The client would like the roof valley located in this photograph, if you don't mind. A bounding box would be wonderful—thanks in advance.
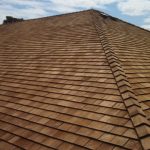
[90,10,150,150]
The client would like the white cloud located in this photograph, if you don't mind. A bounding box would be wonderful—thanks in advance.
[0,0,49,23]
[117,0,150,30]
[46,0,109,13]
[141,24,150,30]
[144,17,150,24]
[49,0,121,9]
[117,0,150,16]
[141,17,150,30]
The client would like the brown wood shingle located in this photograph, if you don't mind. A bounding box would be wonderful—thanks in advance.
[0,9,149,150]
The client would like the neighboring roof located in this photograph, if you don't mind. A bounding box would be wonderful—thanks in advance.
[0,9,149,150]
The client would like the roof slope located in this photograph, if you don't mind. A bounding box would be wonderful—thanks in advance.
[0,9,149,150]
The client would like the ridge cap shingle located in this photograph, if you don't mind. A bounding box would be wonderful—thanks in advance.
[90,10,150,150]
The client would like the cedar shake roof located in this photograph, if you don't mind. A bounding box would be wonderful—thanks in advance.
[0,9,149,150]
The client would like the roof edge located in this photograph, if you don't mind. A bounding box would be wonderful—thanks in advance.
[90,10,150,150]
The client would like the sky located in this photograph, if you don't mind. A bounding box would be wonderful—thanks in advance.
[0,0,150,30]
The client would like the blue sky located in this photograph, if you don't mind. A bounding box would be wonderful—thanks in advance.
[0,0,150,30]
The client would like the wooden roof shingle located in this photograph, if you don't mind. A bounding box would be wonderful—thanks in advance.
[0,9,149,150]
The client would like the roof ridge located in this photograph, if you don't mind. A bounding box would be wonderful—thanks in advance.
[0,9,91,27]
[90,10,150,150]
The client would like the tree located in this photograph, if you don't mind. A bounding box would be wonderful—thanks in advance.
[3,16,24,24]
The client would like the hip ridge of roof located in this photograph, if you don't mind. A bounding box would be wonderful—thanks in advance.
[90,10,150,150]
